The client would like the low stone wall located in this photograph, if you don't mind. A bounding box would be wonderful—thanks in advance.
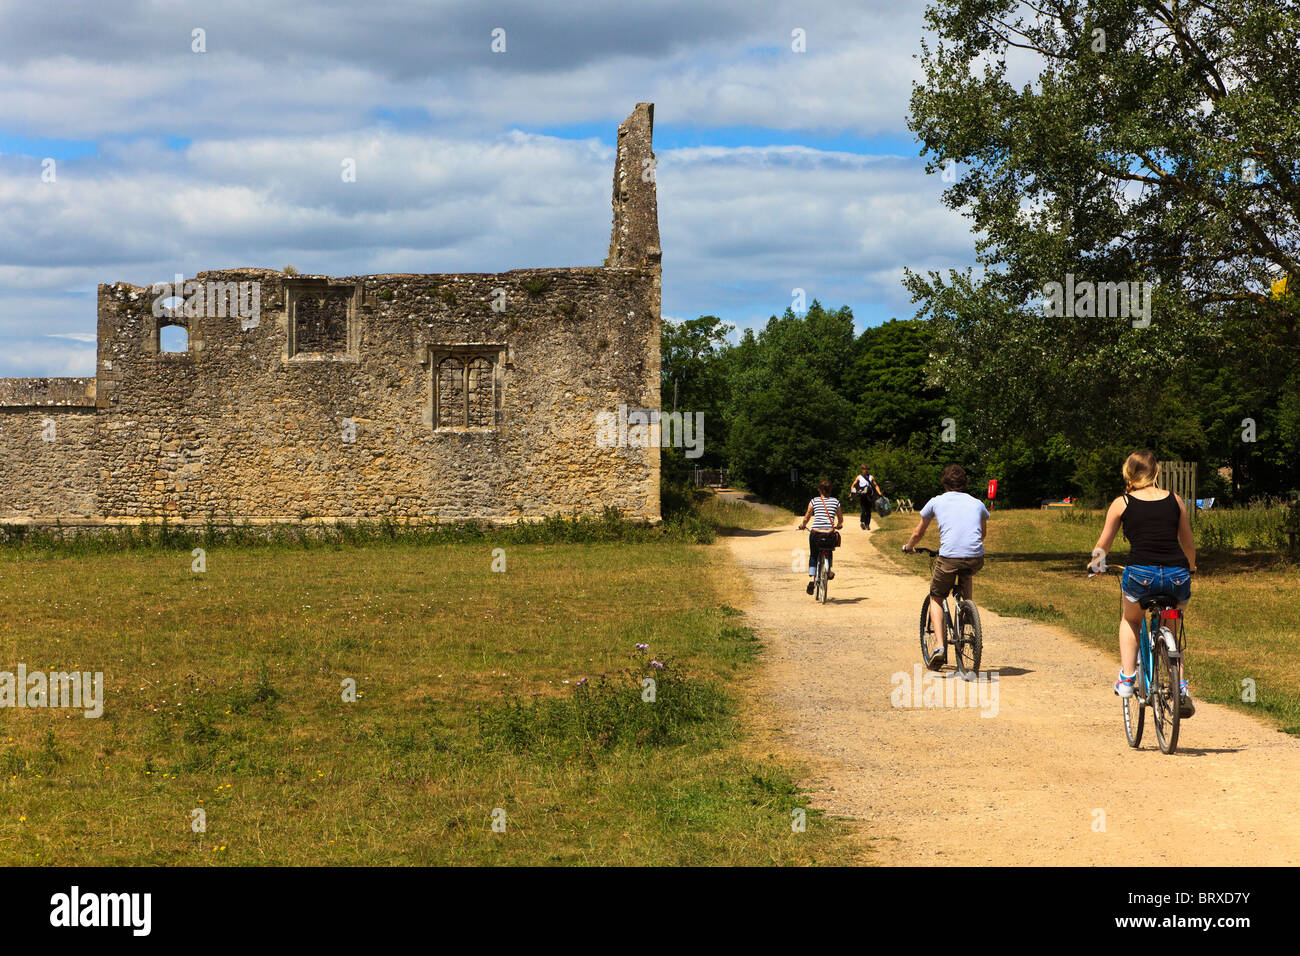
[0,407,101,520]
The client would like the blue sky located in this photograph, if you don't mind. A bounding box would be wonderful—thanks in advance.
[0,0,979,376]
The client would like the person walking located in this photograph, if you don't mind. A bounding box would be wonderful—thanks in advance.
[850,464,883,530]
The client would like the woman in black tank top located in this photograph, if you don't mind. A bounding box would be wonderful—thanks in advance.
[1121,492,1190,569]
[1089,451,1197,711]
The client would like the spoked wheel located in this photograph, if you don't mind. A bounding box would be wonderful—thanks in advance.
[955,600,983,676]
[1152,637,1181,754]
[1122,692,1145,748]
[919,595,941,669]
[815,555,829,604]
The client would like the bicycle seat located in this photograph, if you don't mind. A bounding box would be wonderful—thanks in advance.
[1138,592,1180,610]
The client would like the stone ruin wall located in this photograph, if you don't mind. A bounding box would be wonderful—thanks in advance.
[0,379,100,519]
[0,104,662,525]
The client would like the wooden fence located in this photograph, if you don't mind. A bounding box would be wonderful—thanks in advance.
[693,468,730,488]
[1157,460,1198,521]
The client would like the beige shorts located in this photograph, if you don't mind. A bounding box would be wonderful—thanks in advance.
[930,555,984,602]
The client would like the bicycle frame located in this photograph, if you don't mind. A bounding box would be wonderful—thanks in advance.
[1137,605,1184,698]
[912,547,982,674]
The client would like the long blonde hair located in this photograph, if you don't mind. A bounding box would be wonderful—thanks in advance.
[1122,450,1160,492]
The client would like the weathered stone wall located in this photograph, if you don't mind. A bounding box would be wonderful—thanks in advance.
[0,104,661,525]
[0,408,101,521]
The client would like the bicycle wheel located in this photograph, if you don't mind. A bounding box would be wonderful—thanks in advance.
[816,554,828,603]
[1124,618,1152,748]
[955,600,983,675]
[1122,691,1145,748]
[1152,634,1181,754]
[919,595,938,669]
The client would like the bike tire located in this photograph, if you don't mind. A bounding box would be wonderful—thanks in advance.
[1153,637,1181,754]
[919,594,939,669]
[1124,618,1151,748]
[1122,693,1144,748]
[816,555,828,604]
[956,600,983,675]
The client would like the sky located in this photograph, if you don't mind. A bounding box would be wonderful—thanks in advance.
[0,0,981,377]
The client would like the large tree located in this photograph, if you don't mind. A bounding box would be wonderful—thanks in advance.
[722,302,857,506]
[906,0,1300,474]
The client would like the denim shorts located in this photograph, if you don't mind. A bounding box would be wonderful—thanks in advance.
[1121,565,1191,606]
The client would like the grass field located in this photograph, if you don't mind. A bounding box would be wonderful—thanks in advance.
[0,533,858,865]
[873,507,1300,734]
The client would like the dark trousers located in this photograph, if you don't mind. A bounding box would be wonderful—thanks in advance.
[859,496,873,528]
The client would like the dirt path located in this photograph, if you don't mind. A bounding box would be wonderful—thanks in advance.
[720,491,1300,865]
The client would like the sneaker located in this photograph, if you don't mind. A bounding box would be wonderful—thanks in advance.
[860,520,867,530]
[806,580,814,595]
[928,645,945,669]
[1179,681,1195,718]
[1114,670,1136,698]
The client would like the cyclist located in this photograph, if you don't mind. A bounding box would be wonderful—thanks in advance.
[797,477,844,595]
[1088,450,1196,716]
[901,464,989,668]
[849,464,883,530]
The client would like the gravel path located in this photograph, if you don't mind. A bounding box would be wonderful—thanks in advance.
[720,492,1300,865]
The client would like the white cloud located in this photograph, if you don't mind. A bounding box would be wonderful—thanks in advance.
[0,0,984,374]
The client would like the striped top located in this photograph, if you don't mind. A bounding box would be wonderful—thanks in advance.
[808,496,841,530]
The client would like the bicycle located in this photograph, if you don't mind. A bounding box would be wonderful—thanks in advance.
[809,530,838,603]
[1090,563,1187,754]
[909,547,983,676]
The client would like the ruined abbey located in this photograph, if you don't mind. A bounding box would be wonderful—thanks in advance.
[0,104,662,525]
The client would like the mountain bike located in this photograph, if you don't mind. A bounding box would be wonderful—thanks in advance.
[910,547,983,676]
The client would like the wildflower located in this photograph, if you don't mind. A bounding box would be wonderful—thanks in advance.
[651,660,664,669]
[635,643,649,651]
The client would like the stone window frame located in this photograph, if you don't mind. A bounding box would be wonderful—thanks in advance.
[282,278,362,364]
[426,345,506,432]
[150,316,194,361]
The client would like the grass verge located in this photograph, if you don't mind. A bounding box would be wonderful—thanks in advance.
[0,536,854,865]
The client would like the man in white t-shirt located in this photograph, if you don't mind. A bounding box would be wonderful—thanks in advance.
[849,464,882,530]
[902,464,989,668]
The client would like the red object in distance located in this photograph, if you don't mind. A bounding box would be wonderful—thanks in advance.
[987,479,998,500]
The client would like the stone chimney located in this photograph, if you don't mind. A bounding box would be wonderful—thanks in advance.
[607,103,661,269]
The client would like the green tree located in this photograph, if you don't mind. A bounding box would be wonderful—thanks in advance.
[905,0,1300,481]
[660,315,733,468]
[723,302,857,507]
[846,318,947,447]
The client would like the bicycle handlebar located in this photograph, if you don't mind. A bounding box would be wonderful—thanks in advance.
[904,546,939,556]
[1087,561,1196,577]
